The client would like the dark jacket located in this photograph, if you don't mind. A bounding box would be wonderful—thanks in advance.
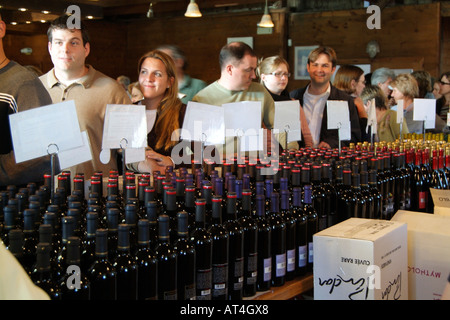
[290,84,362,148]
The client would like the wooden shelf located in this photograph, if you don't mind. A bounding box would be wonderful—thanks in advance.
[245,273,314,300]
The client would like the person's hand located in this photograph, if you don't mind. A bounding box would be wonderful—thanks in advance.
[318,141,331,149]
[145,149,174,168]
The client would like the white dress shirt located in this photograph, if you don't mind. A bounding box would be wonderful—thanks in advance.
[302,84,331,147]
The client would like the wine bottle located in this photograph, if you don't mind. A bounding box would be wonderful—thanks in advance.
[81,212,98,274]
[311,165,326,230]
[238,189,258,297]
[292,187,307,276]
[124,203,138,253]
[351,173,368,219]
[190,199,212,300]
[174,211,196,300]
[88,229,117,300]
[254,194,272,291]
[136,219,158,300]
[209,195,229,300]
[268,192,286,287]
[224,192,244,300]
[155,214,177,300]
[411,150,427,212]
[280,189,296,281]
[337,170,356,222]
[321,163,337,227]
[382,154,395,219]
[303,185,318,272]
[32,242,62,300]
[55,216,76,280]
[163,188,178,244]
[144,201,159,252]
[360,171,375,219]
[7,228,25,269]
[61,236,90,300]
[106,207,119,261]
[368,170,383,219]
[114,224,138,300]
[22,209,38,274]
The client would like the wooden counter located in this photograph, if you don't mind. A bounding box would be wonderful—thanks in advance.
[245,273,314,300]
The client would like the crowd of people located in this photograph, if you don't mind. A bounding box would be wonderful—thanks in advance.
[1,10,450,300]
[1,12,450,187]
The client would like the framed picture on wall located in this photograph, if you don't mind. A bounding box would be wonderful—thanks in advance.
[294,45,318,80]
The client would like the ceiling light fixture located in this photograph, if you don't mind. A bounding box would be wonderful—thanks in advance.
[185,0,202,18]
[147,2,154,19]
[257,0,274,28]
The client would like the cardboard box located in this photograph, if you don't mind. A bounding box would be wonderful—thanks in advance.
[313,218,408,300]
[392,210,450,300]
[430,188,450,217]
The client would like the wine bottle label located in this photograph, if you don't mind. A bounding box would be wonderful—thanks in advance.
[275,253,286,277]
[263,257,272,281]
[308,242,314,264]
[419,191,426,209]
[246,253,258,284]
[298,245,307,267]
[196,268,212,300]
[287,249,295,272]
[212,263,228,297]
[185,283,196,300]
[233,257,244,290]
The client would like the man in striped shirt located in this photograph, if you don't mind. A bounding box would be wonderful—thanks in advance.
[0,13,53,187]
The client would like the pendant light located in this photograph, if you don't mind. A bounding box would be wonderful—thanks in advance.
[185,0,202,18]
[257,0,274,28]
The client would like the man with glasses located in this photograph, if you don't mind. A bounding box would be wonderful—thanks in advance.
[192,41,286,160]
[290,46,361,149]
[436,72,450,122]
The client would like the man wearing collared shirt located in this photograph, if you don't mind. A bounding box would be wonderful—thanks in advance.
[40,14,131,180]
[192,41,293,161]
[290,46,361,149]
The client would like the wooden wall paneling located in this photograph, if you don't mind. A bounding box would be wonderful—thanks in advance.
[441,16,450,75]
[85,20,128,80]
[3,33,51,74]
[124,10,287,85]
[287,3,441,92]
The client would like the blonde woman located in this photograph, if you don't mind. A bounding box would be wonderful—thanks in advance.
[258,55,313,148]
[128,50,185,173]
[360,85,408,142]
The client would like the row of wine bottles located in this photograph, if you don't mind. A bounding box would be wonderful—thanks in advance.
[1,141,449,299]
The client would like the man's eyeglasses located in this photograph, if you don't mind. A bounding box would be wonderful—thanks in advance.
[269,72,291,78]
[439,80,450,86]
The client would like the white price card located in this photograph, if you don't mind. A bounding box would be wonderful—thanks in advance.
[58,131,92,169]
[326,100,350,130]
[413,98,436,129]
[9,100,83,163]
[396,100,404,124]
[181,102,225,145]
[223,101,262,137]
[367,98,377,135]
[274,100,302,142]
[102,104,147,150]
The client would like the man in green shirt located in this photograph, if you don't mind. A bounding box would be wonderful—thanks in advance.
[192,42,288,163]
